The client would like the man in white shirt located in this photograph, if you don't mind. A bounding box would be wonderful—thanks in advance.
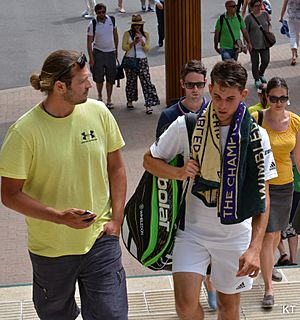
[144,60,277,320]
[87,3,118,109]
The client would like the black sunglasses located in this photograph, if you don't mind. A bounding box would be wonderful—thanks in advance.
[96,10,106,14]
[55,53,87,81]
[268,95,289,103]
[227,4,237,8]
[184,81,206,89]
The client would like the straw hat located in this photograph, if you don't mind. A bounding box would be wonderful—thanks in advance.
[129,14,145,25]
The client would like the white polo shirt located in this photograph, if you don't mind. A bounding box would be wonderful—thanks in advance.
[87,15,116,52]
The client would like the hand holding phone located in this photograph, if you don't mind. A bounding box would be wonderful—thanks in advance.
[82,210,95,222]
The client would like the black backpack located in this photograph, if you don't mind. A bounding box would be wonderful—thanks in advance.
[121,113,198,271]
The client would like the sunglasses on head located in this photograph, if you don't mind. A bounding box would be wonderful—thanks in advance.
[268,95,289,103]
[55,53,87,81]
[184,81,206,89]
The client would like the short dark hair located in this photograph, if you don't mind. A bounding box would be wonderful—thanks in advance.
[30,50,80,94]
[180,60,207,80]
[210,61,247,92]
[94,3,106,12]
[266,77,289,95]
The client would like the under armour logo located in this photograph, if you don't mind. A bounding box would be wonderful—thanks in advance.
[81,130,97,143]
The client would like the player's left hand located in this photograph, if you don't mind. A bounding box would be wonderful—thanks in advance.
[103,219,122,237]
[236,246,260,278]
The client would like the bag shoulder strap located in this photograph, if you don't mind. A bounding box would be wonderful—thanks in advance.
[92,18,97,38]
[109,15,116,28]
[237,13,242,25]
[128,31,137,57]
[257,110,263,126]
[224,16,236,44]
[178,113,198,230]
[185,113,198,150]
[250,12,263,30]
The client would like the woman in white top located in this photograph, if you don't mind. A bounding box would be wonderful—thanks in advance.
[122,14,160,114]
[280,0,300,65]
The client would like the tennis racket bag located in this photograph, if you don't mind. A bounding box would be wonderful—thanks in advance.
[121,113,197,270]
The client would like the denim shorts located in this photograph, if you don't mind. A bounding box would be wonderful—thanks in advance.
[29,234,128,320]
[220,48,238,61]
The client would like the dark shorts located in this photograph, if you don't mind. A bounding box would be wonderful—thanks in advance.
[92,49,116,84]
[29,235,128,320]
[267,182,294,233]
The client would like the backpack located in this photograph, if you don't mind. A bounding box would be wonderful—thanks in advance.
[92,15,115,38]
[121,113,198,271]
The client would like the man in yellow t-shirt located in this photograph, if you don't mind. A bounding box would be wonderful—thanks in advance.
[0,50,128,319]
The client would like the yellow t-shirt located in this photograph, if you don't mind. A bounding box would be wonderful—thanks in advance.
[0,99,125,257]
[252,111,300,185]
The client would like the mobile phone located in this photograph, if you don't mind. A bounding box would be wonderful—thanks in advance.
[83,210,94,222]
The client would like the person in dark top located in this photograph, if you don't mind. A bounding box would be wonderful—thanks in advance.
[156,60,208,138]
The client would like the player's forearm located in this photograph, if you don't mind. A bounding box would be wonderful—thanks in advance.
[143,150,181,180]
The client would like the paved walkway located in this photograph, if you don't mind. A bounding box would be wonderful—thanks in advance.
[0,43,300,318]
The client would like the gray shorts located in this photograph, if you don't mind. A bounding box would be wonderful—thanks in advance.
[29,235,128,320]
[92,49,116,84]
[267,182,294,233]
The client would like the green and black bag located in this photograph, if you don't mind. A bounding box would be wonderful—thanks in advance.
[121,113,197,270]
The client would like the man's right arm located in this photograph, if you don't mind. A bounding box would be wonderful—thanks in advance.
[214,17,221,54]
[214,30,221,54]
[1,177,96,229]
[143,150,199,181]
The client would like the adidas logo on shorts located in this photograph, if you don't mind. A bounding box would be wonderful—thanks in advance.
[236,282,246,290]
[269,161,276,171]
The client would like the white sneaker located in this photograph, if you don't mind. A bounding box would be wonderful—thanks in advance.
[119,8,126,13]
[84,14,95,19]
[81,10,88,17]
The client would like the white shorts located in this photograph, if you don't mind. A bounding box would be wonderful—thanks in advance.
[172,229,253,294]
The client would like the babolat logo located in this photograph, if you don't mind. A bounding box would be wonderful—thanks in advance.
[157,178,170,231]
[81,130,97,143]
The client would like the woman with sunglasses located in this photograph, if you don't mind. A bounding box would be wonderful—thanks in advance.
[252,77,300,308]
[122,14,160,114]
